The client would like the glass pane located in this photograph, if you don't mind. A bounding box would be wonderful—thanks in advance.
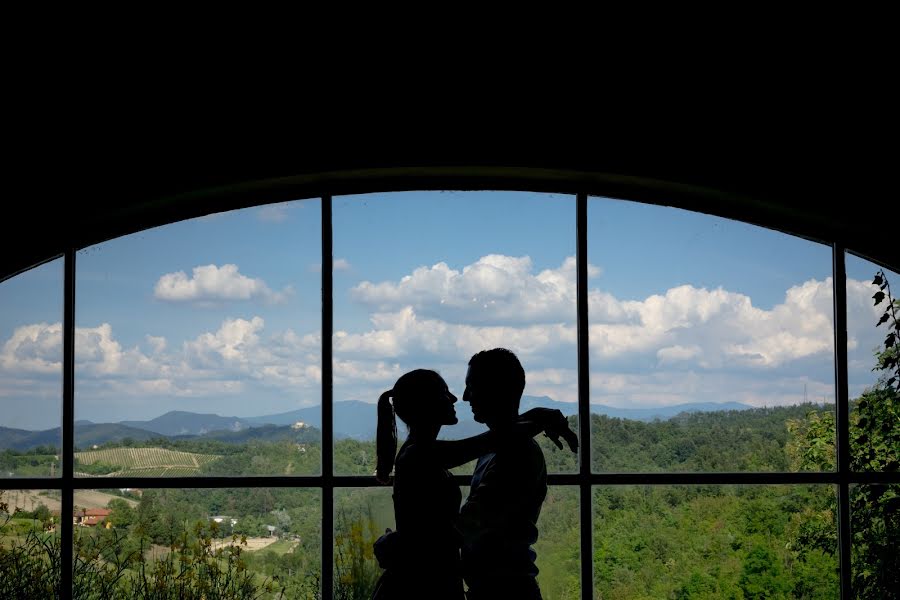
[333,191,578,476]
[593,485,838,599]
[74,200,322,476]
[535,486,580,600]
[334,487,395,598]
[850,484,899,598]
[0,489,61,597]
[846,255,899,473]
[337,485,576,599]
[588,198,835,472]
[0,259,63,477]
[72,487,321,598]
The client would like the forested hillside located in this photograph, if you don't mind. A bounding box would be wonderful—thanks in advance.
[2,395,897,599]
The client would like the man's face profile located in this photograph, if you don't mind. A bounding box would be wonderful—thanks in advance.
[464,364,505,425]
[463,365,485,423]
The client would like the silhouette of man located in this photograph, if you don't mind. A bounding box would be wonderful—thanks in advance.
[458,348,547,599]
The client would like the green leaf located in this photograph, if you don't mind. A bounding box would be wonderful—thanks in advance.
[886,332,896,348]
[878,313,890,326]
[874,274,884,286]
[873,291,886,305]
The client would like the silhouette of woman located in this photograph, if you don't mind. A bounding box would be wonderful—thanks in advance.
[372,369,574,600]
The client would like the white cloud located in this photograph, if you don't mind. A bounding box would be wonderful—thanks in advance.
[0,322,62,374]
[257,203,290,223]
[184,316,266,366]
[345,264,845,372]
[146,335,167,354]
[154,264,292,304]
[657,345,702,364]
[334,306,576,362]
[525,368,579,404]
[588,279,839,368]
[309,258,352,273]
[352,255,597,324]
[3,256,891,427]
[1,317,323,411]
[334,359,403,384]
[589,370,836,409]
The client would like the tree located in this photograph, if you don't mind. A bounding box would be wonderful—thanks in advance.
[739,543,791,599]
[789,269,900,599]
[872,269,900,389]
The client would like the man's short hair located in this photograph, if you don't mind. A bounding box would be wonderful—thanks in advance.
[468,348,526,410]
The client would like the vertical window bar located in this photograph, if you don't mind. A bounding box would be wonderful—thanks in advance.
[62,248,75,597]
[833,244,851,599]
[321,196,334,600]
[576,193,593,600]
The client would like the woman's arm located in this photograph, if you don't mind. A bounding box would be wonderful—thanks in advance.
[430,408,576,469]
[430,431,501,469]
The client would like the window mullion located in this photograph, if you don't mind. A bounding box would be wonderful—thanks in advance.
[576,193,593,600]
[833,244,852,600]
[62,248,75,597]
[321,196,334,600]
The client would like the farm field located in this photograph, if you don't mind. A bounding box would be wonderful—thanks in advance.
[75,447,219,477]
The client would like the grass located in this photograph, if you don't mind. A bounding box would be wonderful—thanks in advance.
[257,539,297,555]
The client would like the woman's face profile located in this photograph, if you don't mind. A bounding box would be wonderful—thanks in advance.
[423,375,458,427]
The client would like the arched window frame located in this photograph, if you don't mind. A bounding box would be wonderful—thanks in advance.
[2,174,898,600]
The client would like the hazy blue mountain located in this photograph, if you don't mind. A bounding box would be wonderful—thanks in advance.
[0,423,162,451]
[0,426,44,450]
[591,401,753,420]
[171,423,321,445]
[518,397,755,421]
[121,411,250,436]
[243,405,325,427]
[74,423,165,448]
[245,401,377,440]
[1,398,758,450]
[250,397,755,440]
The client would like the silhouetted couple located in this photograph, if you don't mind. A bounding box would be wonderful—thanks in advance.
[372,348,578,600]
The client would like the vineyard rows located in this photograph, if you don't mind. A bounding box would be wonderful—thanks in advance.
[75,448,220,469]
[75,466,206,477]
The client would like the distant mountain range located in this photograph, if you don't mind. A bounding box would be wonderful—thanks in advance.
[0,398,757,451]
[121,411,250,437]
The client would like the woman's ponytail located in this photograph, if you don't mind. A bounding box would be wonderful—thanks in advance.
[375,389,397,484]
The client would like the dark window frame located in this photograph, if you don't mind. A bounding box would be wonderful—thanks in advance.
[3,190,898,600]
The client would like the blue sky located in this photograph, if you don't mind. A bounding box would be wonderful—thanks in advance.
[1,191,894,430]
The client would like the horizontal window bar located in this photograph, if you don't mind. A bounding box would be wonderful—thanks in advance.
[5,470,898,491]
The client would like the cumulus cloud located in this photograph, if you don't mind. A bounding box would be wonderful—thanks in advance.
[657,345,703,364]
[334,306,576,361]
[0,322,62,374]
[257,203,290,223]
[589,370,836,409]
[1,317,323,408]
[330,266,889,408]
[3,255,891,426]
[154,264,292,304]
[310,258,352,273]
[352,255,598,324]
[589,279,837,368]
[146,335,167,354]
[346,253,852,370]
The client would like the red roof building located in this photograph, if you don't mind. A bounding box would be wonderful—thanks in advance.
[73,508,112,527]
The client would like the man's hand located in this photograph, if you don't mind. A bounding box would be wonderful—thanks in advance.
[517,408,579,453]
